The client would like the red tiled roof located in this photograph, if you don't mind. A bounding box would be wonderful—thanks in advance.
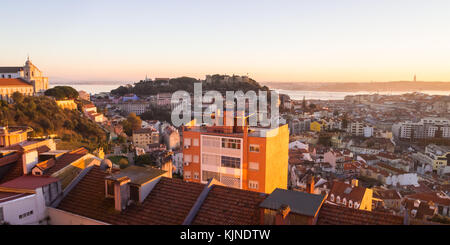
[83,104,96,108]
[0,161,23,184]
[34,159,56,172]
[57,166,206,225]
[36,145,52,154]
[317,203,404,225]
[0,151,20,167]
[377,152,400,160]
[192,185,267,225]
[0,175,59,190]
[358,154,378,161]
[373,189,402,200]
[405,192,450,206]
[375,162,406,175]
[44,148,88,176]
[328,181,367,204]
[404,199,436,219]
[0,78,32,87]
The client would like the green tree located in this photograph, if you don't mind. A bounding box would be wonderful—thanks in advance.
[45,86,79,100]
[121,113,142,136]
[12,92,24,104]
[135,154,153,166]
[118,158,129,169]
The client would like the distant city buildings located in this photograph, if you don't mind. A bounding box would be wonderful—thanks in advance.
[132,128,160,151]
[205,74,250,85]
[78,90,90,101]
[117,99,149,115]
[393,117,450,140]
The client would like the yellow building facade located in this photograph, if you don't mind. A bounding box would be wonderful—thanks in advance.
[310,121,322,132]
[55,100,78,110]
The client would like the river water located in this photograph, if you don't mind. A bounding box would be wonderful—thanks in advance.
[51,82,450,100]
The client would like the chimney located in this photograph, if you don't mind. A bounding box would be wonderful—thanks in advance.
[403,209,410,225]
[306,175,315,194]
[351,179,359,187]
[275,204,291,225]
[22,150,39,174]
[114,177,131,211]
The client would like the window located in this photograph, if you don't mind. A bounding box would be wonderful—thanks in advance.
[249,162,259,171]
[203,136,220,147]
[343,198,347,206]
[194,172,199,180]
[19,210,33,219]
[184,171,191,179]
[221,156,240,168]
[0,207,3,222]
[193,155,199,163]
[349,200,353,208]
[249,180,259,190]
[184,154,192,162]
[220,174,240,188]
[249,144,260,152]
[184,138,191,147]
[221,138,241,149]
[202,170,220,182]
[330,194,335,202]
[202,154,220,167]
[336,196,341,204]
[193,138,199,146]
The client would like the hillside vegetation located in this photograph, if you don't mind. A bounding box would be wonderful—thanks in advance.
[0,93,107,151]
[111,76,269,96]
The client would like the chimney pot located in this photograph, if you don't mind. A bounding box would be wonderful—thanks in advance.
[306,176,315,194]
[351,179,359,187]
[275,205,291,225]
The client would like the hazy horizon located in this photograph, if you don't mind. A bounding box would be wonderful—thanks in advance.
[1,0,450,82]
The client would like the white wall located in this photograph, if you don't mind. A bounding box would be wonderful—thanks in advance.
[386,173,419,187]
[0,188,47,225]
[22,150,39,174]
[47,207,108,225]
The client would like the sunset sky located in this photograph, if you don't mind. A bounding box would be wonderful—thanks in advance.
[1,0,449,83]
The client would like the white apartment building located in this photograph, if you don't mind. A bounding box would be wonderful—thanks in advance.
[118,100,149,115]
[394,117,450,140]
[348,121,373,137]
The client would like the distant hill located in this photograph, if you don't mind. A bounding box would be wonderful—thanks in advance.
[111,76,268,96]
[262,81,450,92]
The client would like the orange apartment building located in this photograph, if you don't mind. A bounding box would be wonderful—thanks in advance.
[182,110,289,193]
